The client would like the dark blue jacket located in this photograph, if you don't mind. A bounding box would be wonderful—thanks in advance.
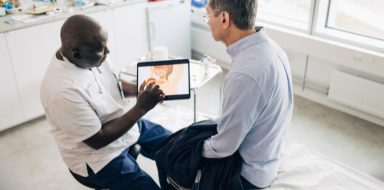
[155,120,244,190]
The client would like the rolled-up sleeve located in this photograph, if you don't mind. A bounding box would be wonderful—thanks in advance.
[203,73,266,158]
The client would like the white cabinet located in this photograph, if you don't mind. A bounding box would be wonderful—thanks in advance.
[85,3,149,71]
[0,1,191,129]
[0,34,24,130]
[6,20,63,121]
[147,0,191,58]
[112,2,149,71]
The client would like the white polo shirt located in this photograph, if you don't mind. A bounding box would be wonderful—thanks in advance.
[40,55,140,177]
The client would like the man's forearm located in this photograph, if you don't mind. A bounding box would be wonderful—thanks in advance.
[121,80,137,97]
[83,105,146,149]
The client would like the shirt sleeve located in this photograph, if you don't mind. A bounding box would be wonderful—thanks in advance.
[202,73,266,158]
[47,88,102,143]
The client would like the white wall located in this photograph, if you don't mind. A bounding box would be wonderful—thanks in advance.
[191,15,384,127]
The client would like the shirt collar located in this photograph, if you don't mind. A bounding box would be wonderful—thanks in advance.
[56,52,84,72]
[58,52,100,73]
[227,26,267,58]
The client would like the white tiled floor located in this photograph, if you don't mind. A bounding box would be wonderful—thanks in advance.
[288,96,384,181]
[1,72,384,189]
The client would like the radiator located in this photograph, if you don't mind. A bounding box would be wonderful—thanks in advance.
[328,70,384,118]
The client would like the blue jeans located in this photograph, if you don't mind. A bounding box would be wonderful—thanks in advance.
[85,119,172,190]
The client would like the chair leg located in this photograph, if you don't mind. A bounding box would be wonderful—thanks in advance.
[69,169,104,189]
[129,144,141,160]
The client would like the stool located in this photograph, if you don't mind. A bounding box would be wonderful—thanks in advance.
[69,144,141,190]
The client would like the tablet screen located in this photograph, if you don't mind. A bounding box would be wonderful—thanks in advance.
[137,59,190,100]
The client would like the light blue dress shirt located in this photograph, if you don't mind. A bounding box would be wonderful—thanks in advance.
[202,27,293,188]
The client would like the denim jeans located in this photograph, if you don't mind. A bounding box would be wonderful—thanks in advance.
[85,119,172,190]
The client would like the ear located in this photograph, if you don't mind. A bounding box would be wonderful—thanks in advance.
[72,49,81,60]
[220,11,230,29]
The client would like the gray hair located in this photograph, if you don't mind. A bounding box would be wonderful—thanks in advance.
[209,0,257,29]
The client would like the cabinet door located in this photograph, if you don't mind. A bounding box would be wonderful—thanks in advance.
[6,20,64,121]
[147,0,191,58]
[0,34,24,130]
[112,2,149,71]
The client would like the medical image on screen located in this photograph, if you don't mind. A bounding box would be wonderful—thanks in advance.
[138,63,189,96]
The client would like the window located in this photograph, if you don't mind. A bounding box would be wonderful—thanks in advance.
[313,0,384,52]
[257,0,313,31]
[326,0,384,41]
[257,0,384,53]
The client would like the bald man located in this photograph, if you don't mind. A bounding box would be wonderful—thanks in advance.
[41,14,171,189]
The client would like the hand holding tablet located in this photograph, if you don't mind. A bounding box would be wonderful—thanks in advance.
[136,81,165,112]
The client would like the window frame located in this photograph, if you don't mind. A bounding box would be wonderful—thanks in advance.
[256,0,316,33]
[257,0,384,54]
[312,0,384,53]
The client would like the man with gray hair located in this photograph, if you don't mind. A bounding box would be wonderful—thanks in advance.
[202,0,293,188]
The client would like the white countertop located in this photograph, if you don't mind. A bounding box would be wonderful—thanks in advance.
[0,0,145,33]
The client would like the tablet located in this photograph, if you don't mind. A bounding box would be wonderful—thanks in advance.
[137,59,190,100]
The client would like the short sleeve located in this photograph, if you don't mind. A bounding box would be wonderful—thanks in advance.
[47,88,102,143]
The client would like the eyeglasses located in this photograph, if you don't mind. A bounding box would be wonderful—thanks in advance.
[203,15,209,24]
[203,14,211,24]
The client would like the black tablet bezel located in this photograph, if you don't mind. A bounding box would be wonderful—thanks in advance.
[136,59,191,100]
